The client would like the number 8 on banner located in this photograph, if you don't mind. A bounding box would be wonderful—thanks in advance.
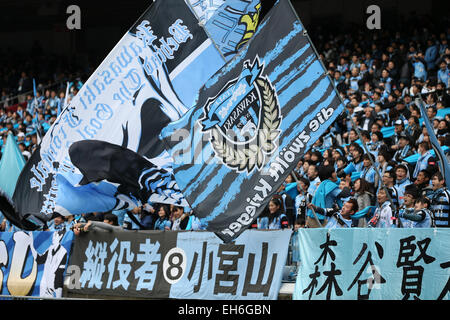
[163,247,186,284]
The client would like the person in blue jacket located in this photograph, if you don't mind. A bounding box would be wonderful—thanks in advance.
[413,141,434,179]
[153,204,172,230]
[338,143,364,178]
[424,39,439,70]
[394,164,412,207]
[258,197,289,230]
[360,153,377,185]
[437,61,449,87]
[412,52,427,81]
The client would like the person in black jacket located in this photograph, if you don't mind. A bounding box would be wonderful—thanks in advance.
[393,133,415,163]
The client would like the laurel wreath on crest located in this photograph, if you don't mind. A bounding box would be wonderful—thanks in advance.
[210,78,281,172]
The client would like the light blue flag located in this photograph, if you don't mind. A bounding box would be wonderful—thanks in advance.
[437,107,450,118]
[200,0,262,61]
[54,174,120,215]
[32,78,38,115]
[0,133,26,198]
[351,171,361,181]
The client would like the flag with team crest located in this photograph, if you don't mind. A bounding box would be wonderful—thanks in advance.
[162,0,345,242]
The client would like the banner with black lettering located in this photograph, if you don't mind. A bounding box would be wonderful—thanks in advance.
[161,0,345,242]
[293,228,450,300]
[66,229,291,299]
[0,230,74,298]
[6,0,227,229]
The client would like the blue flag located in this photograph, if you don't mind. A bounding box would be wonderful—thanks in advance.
[6,0,266,230]
[417,97,450,186]
[32,78,38,115]
[0,133,26,198]
[32,78,43,143]
[162,0,345,242]
[200,0,262,60]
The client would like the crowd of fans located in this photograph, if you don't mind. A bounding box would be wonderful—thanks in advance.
[0,48,89,161]
[0,20,449,244]
[260,24,450,231]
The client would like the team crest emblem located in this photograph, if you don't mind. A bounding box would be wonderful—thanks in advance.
[201,56,281,173]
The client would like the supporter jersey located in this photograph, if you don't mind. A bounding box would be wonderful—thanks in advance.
[395,178,412,207]
[413,209,433,228]
[431,188,450,227]
[399,207,415,228]
[360,166,376,184]
[295,193,312,220]
[258,213,289,230]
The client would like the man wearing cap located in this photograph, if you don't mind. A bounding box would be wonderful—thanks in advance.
[47,213,68,231]
[395,100,411,119]
[391,119,405,151]
[393,133,414,163]
[17,131,25,142]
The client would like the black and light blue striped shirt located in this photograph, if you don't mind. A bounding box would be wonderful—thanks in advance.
[430,188,450,227]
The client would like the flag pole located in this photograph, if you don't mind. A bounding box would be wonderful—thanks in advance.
[416,94,450,186]
[286,0,399,226]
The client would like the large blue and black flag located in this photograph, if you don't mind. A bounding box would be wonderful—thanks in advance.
[162,0,345,242]
[1,0,228,230]
[3,0,266,231]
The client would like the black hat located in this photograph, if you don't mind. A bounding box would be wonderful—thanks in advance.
[398,132,412,144]
[398,132,409,140]
[396,163,409,172]
[51,212,66,220]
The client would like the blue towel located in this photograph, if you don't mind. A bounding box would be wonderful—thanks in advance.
[404,146,450,164]
[308,180,339,220]
[352,206,376,220]
[285,182,299,200]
